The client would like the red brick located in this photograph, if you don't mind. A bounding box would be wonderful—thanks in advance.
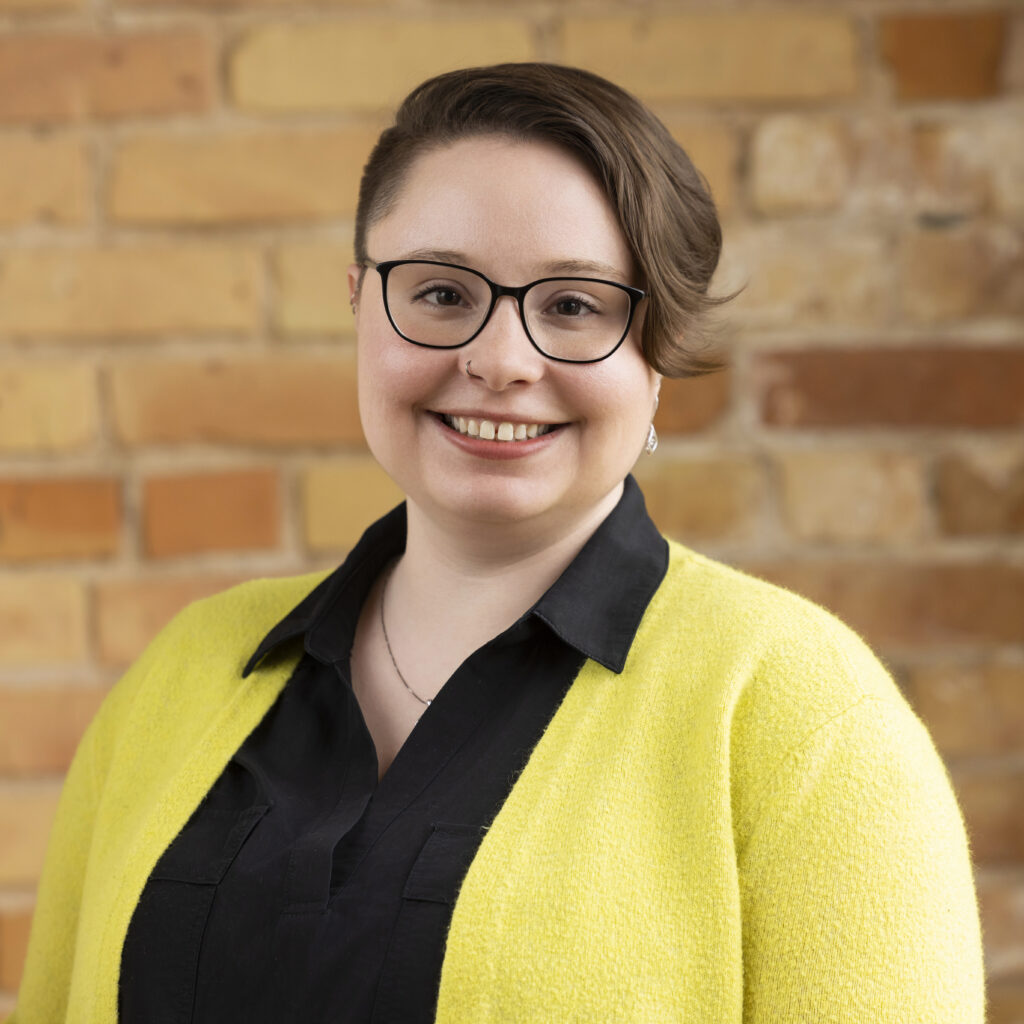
[905,662,1024,758]
[936,453,1024,535]
[988,981,1024,1024]
[880,13,1007,101]
[758,348,1024,429]
[96,574,245,666]
[110,356,363,447]
[142,468,280,559]
[0,684,108,776]
[0,478,120,561]
[977,872,1024,979]
[657,371,730,435]
[744,561,1024,648]
[0,896,33,992]
[953,767,1024,865]
[0,31,211,124]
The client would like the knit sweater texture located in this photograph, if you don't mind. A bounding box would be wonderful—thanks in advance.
[10,541,984,1022]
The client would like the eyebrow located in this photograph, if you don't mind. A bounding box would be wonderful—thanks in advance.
[399,248,630,282]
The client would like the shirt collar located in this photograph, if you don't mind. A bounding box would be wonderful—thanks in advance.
[244,475,666,678]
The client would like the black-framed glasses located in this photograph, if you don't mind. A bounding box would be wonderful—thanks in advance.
[365,259,645,364]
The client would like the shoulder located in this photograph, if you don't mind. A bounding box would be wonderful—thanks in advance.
[648,539,893,701]
[163,570,331,662]
[639,540,930,801]
[91,570,331,746]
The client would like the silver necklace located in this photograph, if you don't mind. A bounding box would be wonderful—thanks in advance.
[379,567,431,707]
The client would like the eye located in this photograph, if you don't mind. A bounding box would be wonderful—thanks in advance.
[548,292,602,318]
[412,284,468,307]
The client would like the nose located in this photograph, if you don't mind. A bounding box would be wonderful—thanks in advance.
[462,295,545,390]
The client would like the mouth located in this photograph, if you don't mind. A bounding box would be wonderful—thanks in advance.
[437,413,559,443]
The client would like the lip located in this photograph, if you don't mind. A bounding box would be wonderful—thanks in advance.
[432,412,565,460]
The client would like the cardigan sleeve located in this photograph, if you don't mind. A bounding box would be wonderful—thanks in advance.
[6,610,172,1024]
[737,693,985,1022]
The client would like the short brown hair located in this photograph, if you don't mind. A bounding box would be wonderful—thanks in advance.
[354,63,728,378]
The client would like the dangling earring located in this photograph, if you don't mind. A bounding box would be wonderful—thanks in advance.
[644,387,660,455]
[644,423,658,455]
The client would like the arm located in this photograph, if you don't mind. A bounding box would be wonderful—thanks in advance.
[738,695,984,1022]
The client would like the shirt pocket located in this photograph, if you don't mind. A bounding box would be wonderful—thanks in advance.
[371,823,483,1024]
[119,763,271,1024]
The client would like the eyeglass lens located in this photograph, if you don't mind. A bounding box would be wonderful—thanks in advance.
[383,262,634,362]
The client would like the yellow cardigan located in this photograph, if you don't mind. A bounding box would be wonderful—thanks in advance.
[12,542,984,1022]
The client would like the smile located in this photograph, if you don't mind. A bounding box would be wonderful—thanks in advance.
[439,414,556,443]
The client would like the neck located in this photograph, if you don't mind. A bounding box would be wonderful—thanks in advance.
[384,485,623,683]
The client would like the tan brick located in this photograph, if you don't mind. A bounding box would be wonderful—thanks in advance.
[0,896,33,993]
[0,247,262,338]
[96,574,244,666]
[909,120,1014,218]
[751,116,849,215]
[111,129,376,226]
[905,662,1024,759]
[880,12,1007,102]
[302,458,404,552]
[0,784,60,885]
[111,356,362,447]
[936,450,1024,536]
[666,123,737,215]
[275,242,356,337]
[0,364,96,453]
[0,0,79,12]
[657,371,730,436]
[0,478,120,562]
[745,561,1024,648]
[978,873,1024,979]
[717,225,892,327]
[953,767,1024,865]
[633,456,763,541]
[758,348,1024,430]
[779,450,927,544]
[0,136,88,227]
[988,982,1024,1024]
[143,468,280,558]
[564,13,858,102]
[231,20,533,113]
[0,684,108,776]
[900,225,1024,323]
[0,578,88,666]
[0,31,211,124]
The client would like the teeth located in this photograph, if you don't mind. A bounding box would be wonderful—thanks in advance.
[442,415,553,443]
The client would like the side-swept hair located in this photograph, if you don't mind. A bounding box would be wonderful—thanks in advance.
[354,63,729,377]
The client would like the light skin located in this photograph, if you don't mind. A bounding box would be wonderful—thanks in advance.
[347,136,660,776]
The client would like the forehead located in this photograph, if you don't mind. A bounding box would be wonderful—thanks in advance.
[366,136,634,281]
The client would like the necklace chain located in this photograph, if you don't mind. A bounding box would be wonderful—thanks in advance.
[379,567,432,707]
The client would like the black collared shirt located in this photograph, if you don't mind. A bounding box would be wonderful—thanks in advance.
[119,476,667,1024]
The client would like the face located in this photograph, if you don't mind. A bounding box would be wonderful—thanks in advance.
[349,136,660,538]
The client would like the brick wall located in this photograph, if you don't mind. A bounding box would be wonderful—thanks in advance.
[0,0,1021,1015]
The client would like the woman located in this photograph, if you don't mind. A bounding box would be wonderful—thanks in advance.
[12,64,983,1022]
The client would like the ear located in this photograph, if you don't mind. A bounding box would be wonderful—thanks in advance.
[347,264,363,309]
